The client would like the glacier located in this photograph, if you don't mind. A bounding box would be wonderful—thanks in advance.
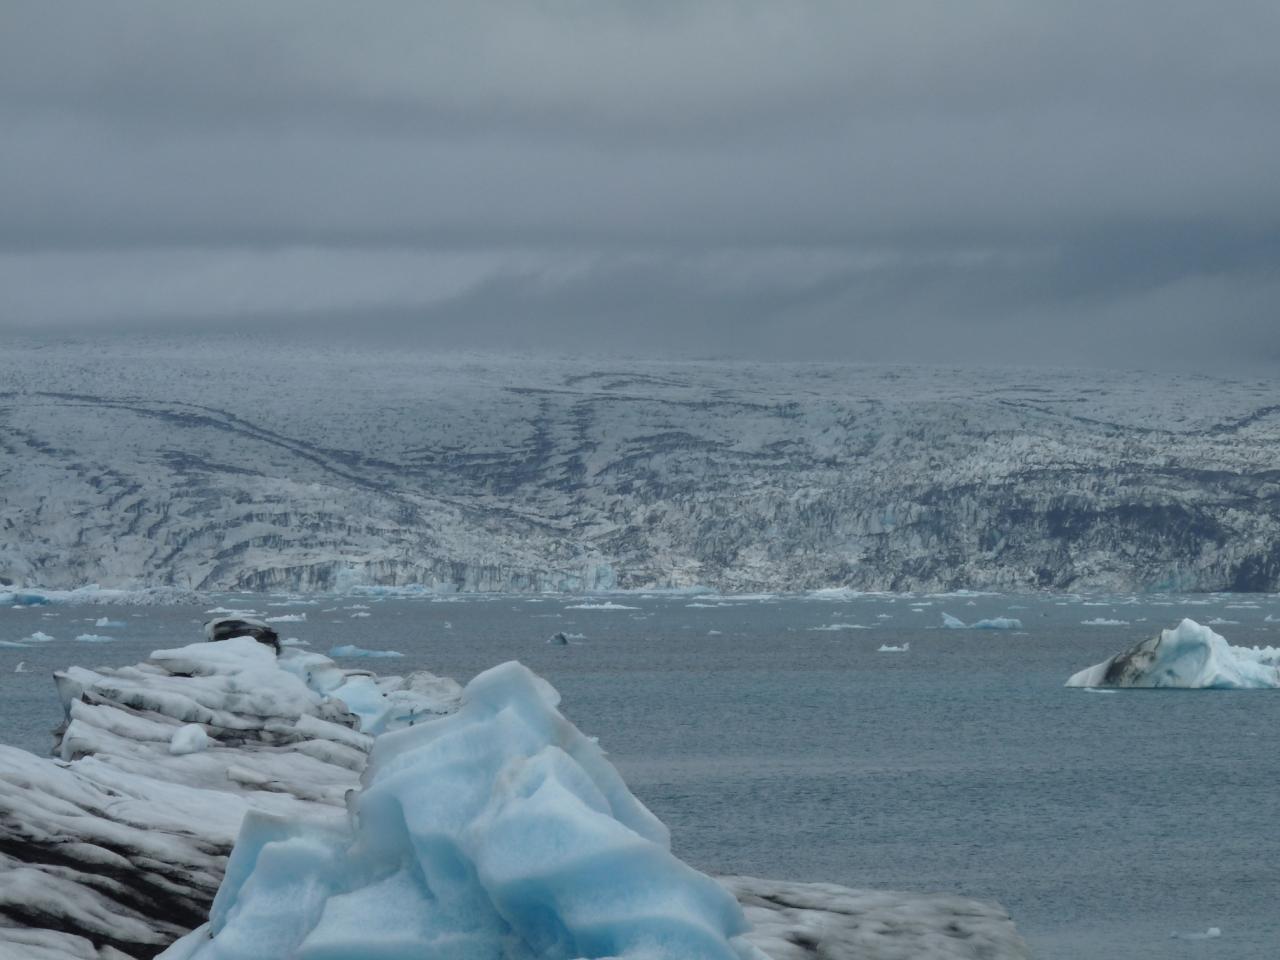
[1065,618,1280,688]
[0,634,1030,960]
[5,338,1280,595]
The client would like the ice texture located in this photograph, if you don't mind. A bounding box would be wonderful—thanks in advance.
[161,660,757,960]
[1065,618,1280,689]
[169,724,211,756]
[327,644,404,658]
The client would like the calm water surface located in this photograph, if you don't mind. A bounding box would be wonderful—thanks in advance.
[3,591,1278,959]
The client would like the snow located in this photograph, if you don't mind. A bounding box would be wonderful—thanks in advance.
[169,724,210,756]
[941,614,1022,630]
[327,644,404,659]
[1065,619,1280,689]
[160,661,756,960]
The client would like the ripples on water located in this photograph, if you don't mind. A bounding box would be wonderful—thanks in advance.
[3,591,1278,959]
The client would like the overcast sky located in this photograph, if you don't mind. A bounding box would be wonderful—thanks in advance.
[3,2,1278,369]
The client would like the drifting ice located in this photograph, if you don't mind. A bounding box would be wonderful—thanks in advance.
[160,661,757,960]
[1066,619,1280,689]
[942,613,1022,630]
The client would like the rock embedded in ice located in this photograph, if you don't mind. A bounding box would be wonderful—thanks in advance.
[1066,618,1280,689]
[203,616,280,651]
[161,661,756,960]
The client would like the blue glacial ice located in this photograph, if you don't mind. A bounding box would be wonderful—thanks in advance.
[160,660,757,960]
[1066,618,1280,689]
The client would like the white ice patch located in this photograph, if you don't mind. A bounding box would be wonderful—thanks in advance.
[1066,619,1280,689]
[877,643,909,652]
[327,644,404,659]
[808,623,868,631]
[73,633,115,643]
[23,631,55,643]
[169,724,210,756]
[159,661,754,960]
[564,601,639,610]
[942,613,1023,630]
[1081,618,1129,626]
[264,613,306,623]
[94,617,127,628]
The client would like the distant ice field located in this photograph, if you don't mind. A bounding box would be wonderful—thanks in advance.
[3,590,1279,960]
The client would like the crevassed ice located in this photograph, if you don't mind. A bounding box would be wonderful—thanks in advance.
[160,661,760,960]
[1066,618,1280,689]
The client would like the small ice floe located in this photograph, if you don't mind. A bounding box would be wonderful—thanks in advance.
[1170,927,1221,940]
[23,631,55,643]
[1082,687,1117,694]
[169,724,210,756]
[442,621,452,629]
[876,613,892,620]
[808,623,868,631]
[264,613,306,623]
[74,634,115,643]
[94,617,127,628]
[877,642,909,653]
[707,629,722,636]
[14,661,27,673]
[328,644,404,658]
[345,604,371,610]
[349,611,372,618]
[1207,617,1238,625]
[1081,618,1129,626]
[280,637,309,647]
[942,613,1023,630]
[564,601,639,610]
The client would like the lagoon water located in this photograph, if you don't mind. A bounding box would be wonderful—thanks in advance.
[3,591,1279,959]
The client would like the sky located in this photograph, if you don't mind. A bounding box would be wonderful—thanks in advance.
[3,2,1278,370]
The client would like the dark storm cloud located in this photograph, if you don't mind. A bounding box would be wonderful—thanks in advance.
[2,2,1278,369]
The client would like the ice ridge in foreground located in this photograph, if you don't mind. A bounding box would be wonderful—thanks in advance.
[1066,618,1280,689]
[160,660,757,960]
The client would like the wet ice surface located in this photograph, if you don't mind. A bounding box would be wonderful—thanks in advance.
[4,590,1280,959]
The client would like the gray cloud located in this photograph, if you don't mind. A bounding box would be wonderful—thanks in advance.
[2,2,1278,370]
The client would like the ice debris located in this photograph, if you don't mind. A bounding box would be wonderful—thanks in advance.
[327,644,404,659]
[942,613,1022,630]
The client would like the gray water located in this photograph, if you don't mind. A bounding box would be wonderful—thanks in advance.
[3,591,1279,959]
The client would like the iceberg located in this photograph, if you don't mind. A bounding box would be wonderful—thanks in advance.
[1065,619,1280,689]
[0,637,1031,960]
[161,661,757,960]
[941,613,1023,630]
[328,644,404,659]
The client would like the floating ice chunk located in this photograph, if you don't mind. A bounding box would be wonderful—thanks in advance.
[1066,619,1280,689]
[74,634,115,643]
[349,611,371,618]
[264,613,306,623]
[14,661,26,673]
[94,617,126,628]
[327,645,403,659]
[169,724,210,756]
[23,631,55,643]
[1081,618,1129,626]
[564,601,639,610]
[808,623,868,631]
[1171,926,1221,940]
[942,613,1022,630]
[159,661,753,960]
[707,629,722,636]
[878,643,909,652]
[1207,617,1238,625]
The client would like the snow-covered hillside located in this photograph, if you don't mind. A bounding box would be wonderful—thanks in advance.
[3,337,1279,593]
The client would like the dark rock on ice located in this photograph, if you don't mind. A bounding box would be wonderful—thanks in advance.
[202,616,279,652]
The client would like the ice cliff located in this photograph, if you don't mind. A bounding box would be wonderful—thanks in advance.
[4,339,1280,594]
[0,637,1029,960]
[1065,618,1280,688]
